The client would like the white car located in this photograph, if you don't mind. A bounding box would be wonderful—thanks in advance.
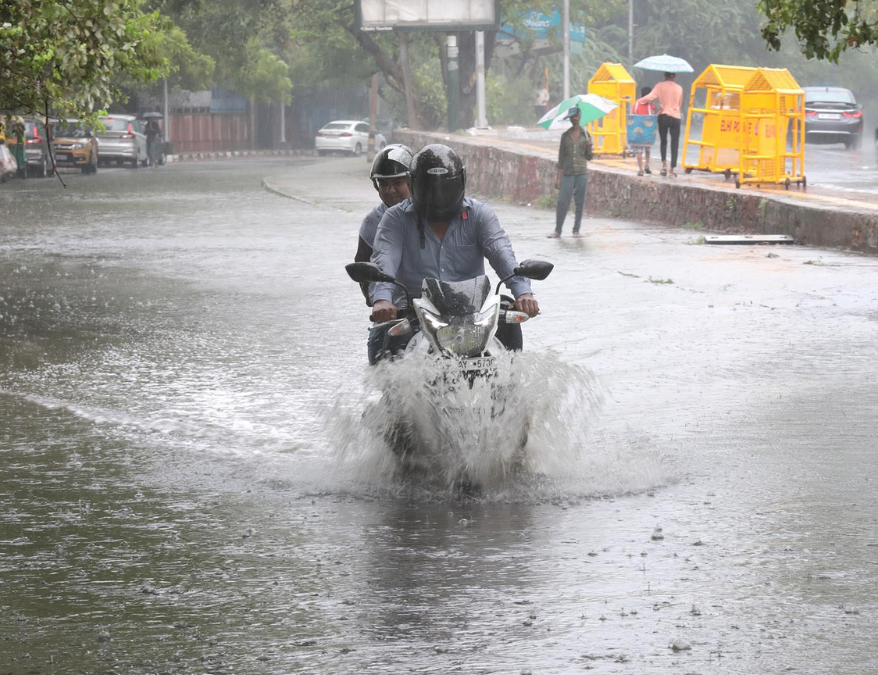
[96,115,148,168]
[315,120,386,157]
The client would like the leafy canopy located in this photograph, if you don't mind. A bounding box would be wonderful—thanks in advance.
[0,0,173,120]
[759,0,878,62]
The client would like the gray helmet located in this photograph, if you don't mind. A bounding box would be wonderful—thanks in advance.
[370,144,415,190]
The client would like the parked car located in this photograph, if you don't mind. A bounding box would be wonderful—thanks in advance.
[803,86,863,149]
[4,117,50,177]
[0,143,17,182]
[97,115,148,167]
[51,120,99,174]
[315,120,386,157]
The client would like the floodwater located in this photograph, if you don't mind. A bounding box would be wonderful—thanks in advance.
[2,158,877,674]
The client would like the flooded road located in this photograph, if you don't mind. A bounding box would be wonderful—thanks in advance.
[2,158,877,674]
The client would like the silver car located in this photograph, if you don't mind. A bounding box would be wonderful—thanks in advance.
[315,120,386,157]
[97,115,148,168]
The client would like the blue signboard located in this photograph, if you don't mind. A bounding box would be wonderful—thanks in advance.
[499,8,586,44]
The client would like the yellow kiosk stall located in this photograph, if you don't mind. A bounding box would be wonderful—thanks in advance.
[681,64,757,180]
[736,68,806,189]
[587,62,636,155]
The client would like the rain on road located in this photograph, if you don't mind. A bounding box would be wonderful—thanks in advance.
[1,157,877,674]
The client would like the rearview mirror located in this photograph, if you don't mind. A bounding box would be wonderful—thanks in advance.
[514,259,554,281]
[345,262,396,284]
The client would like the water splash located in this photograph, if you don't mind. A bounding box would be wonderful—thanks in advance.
[327,350,669,500]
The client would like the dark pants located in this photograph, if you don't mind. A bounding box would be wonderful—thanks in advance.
[556,173,588,234]
[658,114,681,169]
[367,322,523,365]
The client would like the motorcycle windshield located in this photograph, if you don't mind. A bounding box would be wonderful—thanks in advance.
[422,276,491,316]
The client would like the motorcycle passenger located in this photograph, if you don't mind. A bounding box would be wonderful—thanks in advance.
[355,144,415,304]
[368,144,538,363]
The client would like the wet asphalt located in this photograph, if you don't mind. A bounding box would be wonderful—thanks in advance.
[1,157,877,674]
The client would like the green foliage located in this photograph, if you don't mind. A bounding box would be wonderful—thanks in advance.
[164,0,293,102]
[155,23,214,91]
[533,193,556,209]
[412,60,447,129]
[759,0,878,62]
[0,0,172,120]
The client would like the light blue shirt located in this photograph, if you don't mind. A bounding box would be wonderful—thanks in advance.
[370,197,531,306]
[358,202,387,248]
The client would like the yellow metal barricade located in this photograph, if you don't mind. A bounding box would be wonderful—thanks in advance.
[737,68,805,189]
[682,65,757,179]
[587,62,635,155]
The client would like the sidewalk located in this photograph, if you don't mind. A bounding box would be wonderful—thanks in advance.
[168,148,314,163]
[394,128,878,255]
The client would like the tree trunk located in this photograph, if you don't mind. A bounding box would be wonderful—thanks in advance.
[456,30,498,129]
[399,33,423,130]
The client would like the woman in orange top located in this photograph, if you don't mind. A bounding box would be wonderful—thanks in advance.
[636,72,683,177]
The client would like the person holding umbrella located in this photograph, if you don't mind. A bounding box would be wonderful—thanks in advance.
[636,73,683,177]
[633,55,688,178]
[550,106,593,239]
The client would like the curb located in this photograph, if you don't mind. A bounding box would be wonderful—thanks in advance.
[395,130,878,255]
[167,148,315,163]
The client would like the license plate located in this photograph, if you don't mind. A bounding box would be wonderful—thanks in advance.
[462,356,496,372]
[55,154,69,161]
[818,113,841,120]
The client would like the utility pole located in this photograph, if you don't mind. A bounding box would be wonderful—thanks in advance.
[446,35,459,131]
[562,0,570,99]
[475,31,487,128]
[162,77,170,143]
[279,100,286,147]
[628,0,634,61]
[368,72,379,162]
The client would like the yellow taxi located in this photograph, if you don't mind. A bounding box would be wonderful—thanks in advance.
[51,119,99,174]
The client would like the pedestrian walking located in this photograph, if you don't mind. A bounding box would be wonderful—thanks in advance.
[549,106,592,239]
[145,119,161,169]
[636,73,683,177]
[631,87,656,176]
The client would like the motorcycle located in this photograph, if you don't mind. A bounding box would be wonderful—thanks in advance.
[345,260,553,486]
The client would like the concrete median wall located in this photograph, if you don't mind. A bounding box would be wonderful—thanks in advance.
[396,130,878,255]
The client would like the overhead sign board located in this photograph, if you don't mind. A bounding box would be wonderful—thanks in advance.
[358,0,499,31]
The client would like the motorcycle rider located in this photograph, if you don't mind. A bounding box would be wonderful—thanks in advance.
[368,144,538,362]
[355,144,415,304]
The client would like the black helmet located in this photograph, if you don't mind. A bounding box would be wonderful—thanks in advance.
[370,144,414,189]
[409,144,466,222]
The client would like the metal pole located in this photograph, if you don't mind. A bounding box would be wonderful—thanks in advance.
[475,31,487,128]
[562,0,570,99]
[279,101,286,146]
[446,35,459,131]
[628,0,634,61]
[368,72,379,162]
[162,77,170,143]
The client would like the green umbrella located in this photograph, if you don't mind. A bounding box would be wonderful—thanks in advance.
[537,94,618,130]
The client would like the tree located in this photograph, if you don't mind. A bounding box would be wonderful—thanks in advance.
[0,0,173,121]
[160,0,292,104]
[759,0,878,62]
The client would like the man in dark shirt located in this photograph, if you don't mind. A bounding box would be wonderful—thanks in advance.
[550,106,592,239]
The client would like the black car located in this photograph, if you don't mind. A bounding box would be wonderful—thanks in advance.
[803,86,863,149]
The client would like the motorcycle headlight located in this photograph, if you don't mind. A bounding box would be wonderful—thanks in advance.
[433,308,497,357]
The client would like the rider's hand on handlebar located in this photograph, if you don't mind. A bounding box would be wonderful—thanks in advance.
[372,300,399,323]
[513,293,539,318]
